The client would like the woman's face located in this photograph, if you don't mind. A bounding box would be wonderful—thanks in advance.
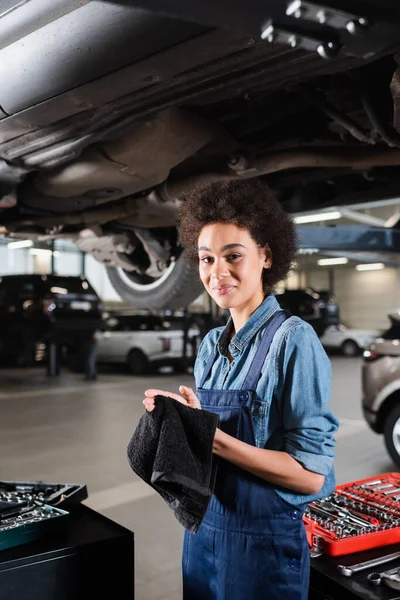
[198,222,272,311]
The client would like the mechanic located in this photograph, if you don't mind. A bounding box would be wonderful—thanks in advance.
[143,179,339,600]
[84,330,99,381]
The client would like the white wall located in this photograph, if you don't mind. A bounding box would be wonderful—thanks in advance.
[0,246,33,275]
[85,254,122,302]
[304,265,400,330]
[333,267,400,331]
[55,251,82,276]
[304,268,330,291]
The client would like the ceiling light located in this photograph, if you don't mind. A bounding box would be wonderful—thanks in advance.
[317,257,348,266]
[384,212,400,228]
[7,239,33,249]
[294,211,341,224]
[298,248,320,254]
[355,263,385,271]
[30,248,60,257]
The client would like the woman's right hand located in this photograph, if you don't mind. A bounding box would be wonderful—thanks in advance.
[143,386,201,412]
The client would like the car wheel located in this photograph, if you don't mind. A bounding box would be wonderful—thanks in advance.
[127,349,149,375]
[384,405,400,468]
[341,339,359,357]
[107,253,203,310]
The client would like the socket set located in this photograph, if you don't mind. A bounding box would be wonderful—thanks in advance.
[0,480,87,507]
[0,502,68,551]
[0,480,87,552]
[303,473,400,556]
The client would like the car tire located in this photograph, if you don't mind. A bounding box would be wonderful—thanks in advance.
[341,339,359,357]
[383,404,400,468]
[107,253,203,310]
[127,349,149,375]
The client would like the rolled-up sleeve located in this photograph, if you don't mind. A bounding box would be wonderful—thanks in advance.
[280,323,339,476]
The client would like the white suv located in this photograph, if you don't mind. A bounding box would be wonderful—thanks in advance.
[97,313,200,374]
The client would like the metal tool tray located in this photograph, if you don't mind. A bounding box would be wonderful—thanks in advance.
[0,480,87,552]
[0,480,87,507]
[0,502,68,552]
[304,472,400,557]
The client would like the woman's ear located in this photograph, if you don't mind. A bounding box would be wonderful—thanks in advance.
[263,244,272,269]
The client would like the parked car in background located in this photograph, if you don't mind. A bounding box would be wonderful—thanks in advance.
[276,288,339,336]
[0,274,102,366]
[362,311,400,466]
[97,313,200,374]
[320,324,380,357]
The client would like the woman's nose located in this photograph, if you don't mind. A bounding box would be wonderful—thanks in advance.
[211,261,229,279]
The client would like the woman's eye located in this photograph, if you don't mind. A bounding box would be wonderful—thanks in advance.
[200,256,213,264]
[227,253,241,261]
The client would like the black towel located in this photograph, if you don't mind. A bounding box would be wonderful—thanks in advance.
[127,395,219,533]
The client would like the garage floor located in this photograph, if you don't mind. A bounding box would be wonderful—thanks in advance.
[0,357,395,600]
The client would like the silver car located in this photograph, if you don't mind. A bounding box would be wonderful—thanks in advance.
[320,324,380,357]
[362,311,400,465]
[97,313,200,374]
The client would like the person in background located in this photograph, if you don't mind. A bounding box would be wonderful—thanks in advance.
[84,330,98,381]
[142,179,339,600]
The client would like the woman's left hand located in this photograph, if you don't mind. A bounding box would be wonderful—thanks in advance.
[143,386,201,412]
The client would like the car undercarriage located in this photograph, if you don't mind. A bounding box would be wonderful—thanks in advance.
[1,0,400,308]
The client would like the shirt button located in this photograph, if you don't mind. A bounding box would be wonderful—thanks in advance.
[289,558,299,569]
[239,392,249,401]
[290,510,299,520]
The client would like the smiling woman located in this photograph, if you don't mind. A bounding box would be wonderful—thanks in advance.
[143,179,339,600]
[197,224,271,325]
[178,178,297,296]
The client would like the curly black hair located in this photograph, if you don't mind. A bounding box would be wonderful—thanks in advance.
[177,179,298,294]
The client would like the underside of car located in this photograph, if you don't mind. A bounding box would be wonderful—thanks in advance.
[2,0,400,308]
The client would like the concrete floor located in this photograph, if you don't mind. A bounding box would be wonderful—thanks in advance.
[0,357,396,599]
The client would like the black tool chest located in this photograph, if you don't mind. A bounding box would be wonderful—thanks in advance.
[0,503,134,600]
[0,481,134,599]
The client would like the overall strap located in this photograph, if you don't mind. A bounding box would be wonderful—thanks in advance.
[240,310,291,391]
[198,343,218,389]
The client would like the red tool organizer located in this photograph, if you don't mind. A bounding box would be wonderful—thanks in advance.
[303,473,400,556]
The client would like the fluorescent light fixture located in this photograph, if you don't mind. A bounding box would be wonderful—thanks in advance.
[356,263,385,271]
[384,212,400,228]
[29,248,60,257]
[7,239,33,249]
[298,248,320,254]
[294,211,341,224]
[317,257,348,266]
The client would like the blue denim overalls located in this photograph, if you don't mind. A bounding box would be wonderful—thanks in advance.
[182,312,310,600]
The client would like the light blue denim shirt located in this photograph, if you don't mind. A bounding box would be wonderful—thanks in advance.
[194,295,339,506]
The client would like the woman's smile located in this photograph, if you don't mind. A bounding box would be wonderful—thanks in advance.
[212,284,236,295]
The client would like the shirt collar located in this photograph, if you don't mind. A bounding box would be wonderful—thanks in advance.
[218,295,281,357]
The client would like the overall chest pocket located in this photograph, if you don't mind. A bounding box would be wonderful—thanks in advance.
[250,397,269,448]
[201,404,241,438]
